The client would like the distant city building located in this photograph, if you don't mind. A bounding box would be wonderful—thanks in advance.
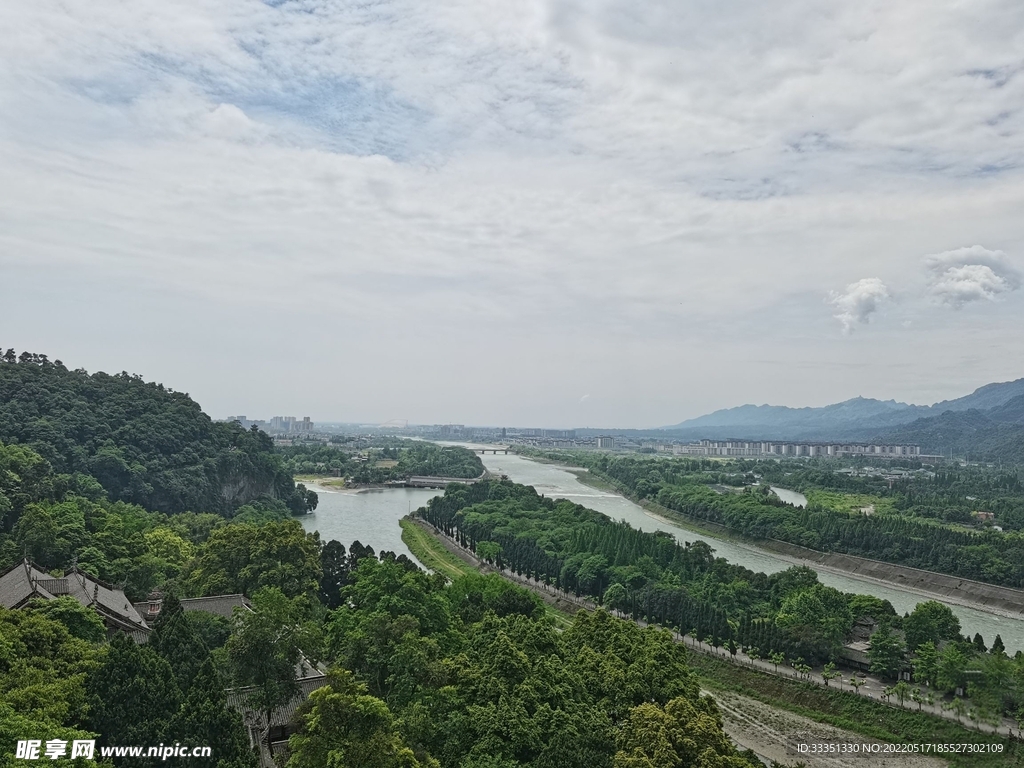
[672,439,922,458]
[542,429,577,439]
[596,436,616,449]
[221,416,315,434]
[263,416,314,434]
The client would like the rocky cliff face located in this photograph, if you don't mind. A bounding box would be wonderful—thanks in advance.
[218,474,279,506]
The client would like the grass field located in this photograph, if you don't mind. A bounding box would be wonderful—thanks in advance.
[401,518,574,628]
[399,518,477,580]
[803,489,895,515]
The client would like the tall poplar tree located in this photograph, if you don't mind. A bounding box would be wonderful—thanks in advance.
[151,593,211,696]
[87,634,181,763]
[171,658,256,768]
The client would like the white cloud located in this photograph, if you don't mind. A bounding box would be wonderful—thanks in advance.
[923,245,1021,307]
[829,278,891,333]
[1,0,1024,423]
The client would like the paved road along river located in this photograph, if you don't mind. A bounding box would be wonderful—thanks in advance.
[301,446,1024,653]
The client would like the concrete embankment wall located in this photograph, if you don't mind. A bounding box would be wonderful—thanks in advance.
[759,539,1024,616]
[630,491,1024,617]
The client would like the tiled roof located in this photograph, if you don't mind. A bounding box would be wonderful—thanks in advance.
[181,594,252,619]
[0,561,36,608]
[0,559,150,639]
[226,674,330,728]
[132,594,253,624]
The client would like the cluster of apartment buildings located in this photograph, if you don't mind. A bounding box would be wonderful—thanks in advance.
[225,415,315,434]
[670,439,926,458]
[426,425,579,441]
[501,432,614,449]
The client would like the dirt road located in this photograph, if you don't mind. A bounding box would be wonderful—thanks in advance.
[706,688,947,768]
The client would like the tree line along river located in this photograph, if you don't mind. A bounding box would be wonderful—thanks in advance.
[302,447,1024,654]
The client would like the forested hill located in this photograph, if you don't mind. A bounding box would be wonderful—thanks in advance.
[662,377,1024,442]
[868,408,1024,463]
[0,350,306,514]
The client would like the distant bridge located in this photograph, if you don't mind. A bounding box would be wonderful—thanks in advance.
[474,447,511,454]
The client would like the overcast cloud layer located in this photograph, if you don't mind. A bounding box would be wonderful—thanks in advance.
[2,0,1023,427]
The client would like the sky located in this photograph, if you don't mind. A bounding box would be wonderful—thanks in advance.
[2,0,1023,428]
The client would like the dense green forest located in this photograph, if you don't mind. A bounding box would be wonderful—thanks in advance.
[1,516,758,768]
[524,450,1024,589]
[0,438,318,601]
[279,440,483,484]
[419,479,892,664]
[313,549,758,768]
[9,517,1020,768]
[3,352,1019,765]
[417,479,1024,727]
[876,408,1024,464]
[0,352,313,515]
[0,354,746,767]
[0,596,255,768]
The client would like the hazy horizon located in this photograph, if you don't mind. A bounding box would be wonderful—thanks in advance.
[4,350,1018,431]
[3,1,1022,428]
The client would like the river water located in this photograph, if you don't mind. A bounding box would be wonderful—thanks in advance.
[300,486,441,569]
[299,448,1024,653]
[770,486,807,507]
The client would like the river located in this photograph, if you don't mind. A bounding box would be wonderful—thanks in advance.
[474,449,1024,654]
[300,486,441,569]
[300,447,1024,653]
[770,486,807,507]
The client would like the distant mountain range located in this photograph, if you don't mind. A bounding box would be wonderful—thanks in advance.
[661,378,1024,459]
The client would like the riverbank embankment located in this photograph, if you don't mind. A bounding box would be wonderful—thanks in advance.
[404,517,1022,750]
[573,469,1024,619]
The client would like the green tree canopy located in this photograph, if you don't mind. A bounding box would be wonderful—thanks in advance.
[904,601,961,652]
[867,623,906,681]
[170,658,256,768]
[0,355,303,515]
[774,584,853,660]
[87,634,181,756]
[184,520,322,598]
[27,596,106,643]
[287,669,428,768]
[613,697,756,768]
[226,588,322,727]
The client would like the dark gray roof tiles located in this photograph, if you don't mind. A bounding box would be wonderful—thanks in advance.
[0,561,36,608]
[226,673,330,728]
[132,594,253,624]
[0,559,150,639]
[181,594,252,619]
